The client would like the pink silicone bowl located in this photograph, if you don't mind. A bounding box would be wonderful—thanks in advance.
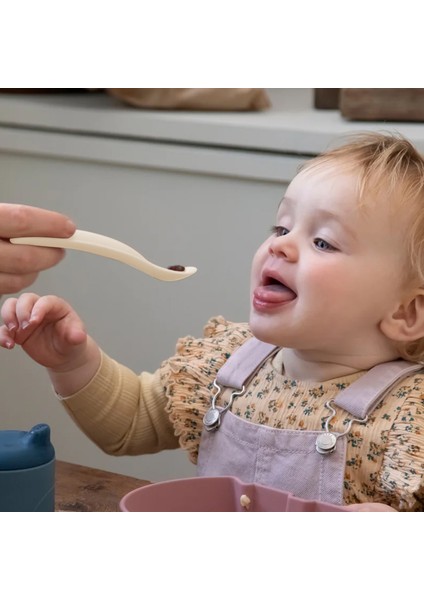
[119,476,346,512]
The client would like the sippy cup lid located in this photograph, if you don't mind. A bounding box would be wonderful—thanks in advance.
[0,424,55,470]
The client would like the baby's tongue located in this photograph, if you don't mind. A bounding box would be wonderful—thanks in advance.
[260,282,296,302]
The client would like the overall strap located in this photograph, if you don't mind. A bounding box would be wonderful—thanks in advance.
[216,337,277,389]
[333,360,423,420]
[216,338,424,420]
[204,338,278,432]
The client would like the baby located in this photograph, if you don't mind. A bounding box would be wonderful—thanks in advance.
[2,132,424,511]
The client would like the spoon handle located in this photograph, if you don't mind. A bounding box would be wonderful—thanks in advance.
[10,229,197,282]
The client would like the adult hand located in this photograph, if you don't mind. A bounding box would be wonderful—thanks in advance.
[0,204,75,294]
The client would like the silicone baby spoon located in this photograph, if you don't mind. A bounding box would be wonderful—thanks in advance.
[10,229,197,282]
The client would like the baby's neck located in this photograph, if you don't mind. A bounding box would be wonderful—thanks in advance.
[281,347,400,382]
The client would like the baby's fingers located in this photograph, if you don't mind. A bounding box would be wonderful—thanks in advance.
[1,293,44,346]
[13,293,42,330]
[0,297,19,348]
[28,295,86,345]
[27,295,76,326]
[1,295,32,332]
[0,323,16,349]
[2,294,83,346]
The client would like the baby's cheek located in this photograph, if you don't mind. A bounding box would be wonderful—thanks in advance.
[252,240,269,267]
[307,266,352,300]
[250,248,265,287]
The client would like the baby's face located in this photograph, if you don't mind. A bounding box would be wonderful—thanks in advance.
[249,165,412,356]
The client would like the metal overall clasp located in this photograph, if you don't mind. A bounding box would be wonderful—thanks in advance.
[315,400,368,455]
[203,379,245,432]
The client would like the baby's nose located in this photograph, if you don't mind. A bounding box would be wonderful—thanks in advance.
[269,233,298,261]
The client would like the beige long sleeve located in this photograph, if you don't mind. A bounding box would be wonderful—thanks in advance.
[61,350,179,456]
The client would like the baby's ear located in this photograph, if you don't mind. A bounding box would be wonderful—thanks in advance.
[380,290,424,342]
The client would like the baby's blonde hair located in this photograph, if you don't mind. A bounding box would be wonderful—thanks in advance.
[301,131,424,362]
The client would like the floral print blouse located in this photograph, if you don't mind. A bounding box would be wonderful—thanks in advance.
[163,316,424,510]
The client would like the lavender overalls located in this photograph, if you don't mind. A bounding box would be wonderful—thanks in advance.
[197,338,422,505]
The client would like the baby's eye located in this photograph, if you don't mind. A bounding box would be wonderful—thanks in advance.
[314,238,336,251]
[271,225,290,237]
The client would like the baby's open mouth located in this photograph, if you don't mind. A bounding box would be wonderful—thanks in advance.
[255,276,297,303]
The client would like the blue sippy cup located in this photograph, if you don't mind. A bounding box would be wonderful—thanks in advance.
[0,423,55,512]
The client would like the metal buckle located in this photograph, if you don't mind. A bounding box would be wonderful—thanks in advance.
[316,400,368,455]
[203,379,245,432]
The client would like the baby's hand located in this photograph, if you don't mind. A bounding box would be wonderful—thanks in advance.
[0,293,87,371]
[345,502,397,512]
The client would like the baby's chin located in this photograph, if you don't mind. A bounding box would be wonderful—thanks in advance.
[249,314,281,346]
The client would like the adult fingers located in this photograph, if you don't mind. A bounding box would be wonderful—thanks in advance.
[0,238,66,273]
[0,204,75,239]
[0,271,39,295]
[0,238,65,294]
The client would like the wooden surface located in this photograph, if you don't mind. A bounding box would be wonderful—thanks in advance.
[55,460,150,512]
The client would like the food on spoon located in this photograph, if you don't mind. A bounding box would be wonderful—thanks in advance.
[167,265,186,271]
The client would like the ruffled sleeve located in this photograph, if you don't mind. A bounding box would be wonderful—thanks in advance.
[379,390,424,511]
[160,316,252,463]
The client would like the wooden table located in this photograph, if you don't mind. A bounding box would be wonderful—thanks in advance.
[55,460,150,512]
